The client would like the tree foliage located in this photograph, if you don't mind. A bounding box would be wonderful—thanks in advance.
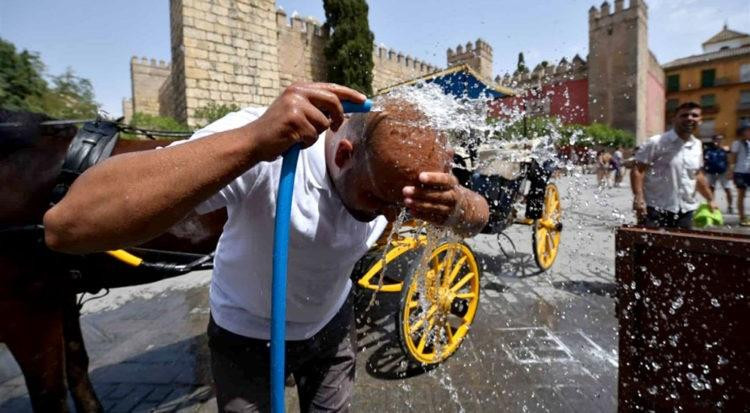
[192,102,240,127]
[0,38,47,112]
[516,52,528,74]
[0,38,99,118]
[323,0,374,95]
[492,115,635,148]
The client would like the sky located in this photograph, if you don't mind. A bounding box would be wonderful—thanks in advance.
[1,0,748,117]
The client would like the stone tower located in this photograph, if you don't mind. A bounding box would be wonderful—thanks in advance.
[588,0,650,141]
[168,0,280,125]
[447,39,494,80]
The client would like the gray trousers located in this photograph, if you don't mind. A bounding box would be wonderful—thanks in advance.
[643,206,694,229]
[207,294,356,413]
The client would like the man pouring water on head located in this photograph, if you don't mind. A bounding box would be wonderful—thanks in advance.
[44,83,490,412]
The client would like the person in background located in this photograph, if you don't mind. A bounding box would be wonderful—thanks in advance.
[631,102,717,229]
[596,150,612,188]
[730,124,750,226]
[703,134,732,214]
[612,146,624,187]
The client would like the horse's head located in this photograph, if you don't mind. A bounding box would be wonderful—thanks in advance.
[0,110,79,224]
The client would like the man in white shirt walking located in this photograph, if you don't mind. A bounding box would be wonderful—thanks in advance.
[44,83,490,412]
[631,102,717,229]
[730,124,750,226]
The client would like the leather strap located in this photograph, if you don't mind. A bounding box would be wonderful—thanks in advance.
[49,120,119,205]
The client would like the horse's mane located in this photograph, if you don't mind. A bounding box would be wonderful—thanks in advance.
[0,110,76,151]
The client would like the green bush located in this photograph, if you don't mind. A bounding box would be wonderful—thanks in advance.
[192,102,240,127]
[490,115,634,148]
[129,112,189,131]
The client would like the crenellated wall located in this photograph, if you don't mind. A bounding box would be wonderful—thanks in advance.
[495,54,588,90]
[133,1,440,125]
[588,0,654,142]
[130,57,171,118]
[128,0,665,139]
[447,39,493,81]
[276,11,328,89]
[371,45,438,92]
[168,0,280,125]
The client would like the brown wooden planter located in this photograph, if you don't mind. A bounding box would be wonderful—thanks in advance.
[615,226,750,412]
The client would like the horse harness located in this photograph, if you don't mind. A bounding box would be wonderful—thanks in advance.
[0,119,214,294]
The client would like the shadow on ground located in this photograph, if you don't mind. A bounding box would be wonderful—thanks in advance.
[473,248,543,279]
[0,336,213,412]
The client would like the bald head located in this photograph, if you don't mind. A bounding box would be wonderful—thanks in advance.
[328,98,452,221]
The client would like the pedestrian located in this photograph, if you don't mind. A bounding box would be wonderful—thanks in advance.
[612,146,624,187]
[703,134,733,214]
[43,83,490,412]
[730,124,750,226]
[596,150,612,188]
[630,102,718,229]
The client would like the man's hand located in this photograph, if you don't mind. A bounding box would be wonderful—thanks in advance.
[402,172,489,236]
[246,83,365,162]
[403,172,462,225]
[708,199,719,211]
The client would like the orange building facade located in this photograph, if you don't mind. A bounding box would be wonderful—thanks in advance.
[663,26,750,145]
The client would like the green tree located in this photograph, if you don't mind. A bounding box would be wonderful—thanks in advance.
[0,38,99,118]
[516,52,528,74]
[323,0,374,95]
[40,68,99,118]
[0,38,47,111]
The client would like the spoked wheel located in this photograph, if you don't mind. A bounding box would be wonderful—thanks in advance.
[397,241,481,365]
[532,183,562,271]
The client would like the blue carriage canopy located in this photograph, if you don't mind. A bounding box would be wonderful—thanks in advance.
[377,63,515,100]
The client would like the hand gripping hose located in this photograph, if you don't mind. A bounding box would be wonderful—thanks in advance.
[271,99,372,412]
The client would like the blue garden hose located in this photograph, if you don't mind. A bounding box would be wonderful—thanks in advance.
[271,99,372,412]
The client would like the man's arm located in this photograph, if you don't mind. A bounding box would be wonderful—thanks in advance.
[695,170,718,210]
[44,83,365,253]
[630,162,648,222]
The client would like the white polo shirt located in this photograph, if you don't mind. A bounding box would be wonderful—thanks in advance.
[177,107,387,340]
[635,129,703,213]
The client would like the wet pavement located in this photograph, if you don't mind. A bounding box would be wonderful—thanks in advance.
[0,173,746,412]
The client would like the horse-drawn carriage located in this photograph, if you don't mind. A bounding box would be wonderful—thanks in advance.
[353,138,563,366]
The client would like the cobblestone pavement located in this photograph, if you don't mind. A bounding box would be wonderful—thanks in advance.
[0,174,745,412]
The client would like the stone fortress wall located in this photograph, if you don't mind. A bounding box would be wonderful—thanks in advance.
[124,0,663,142]
[127,0,438,125]
[129,57,171,119]
[587,0,664,141]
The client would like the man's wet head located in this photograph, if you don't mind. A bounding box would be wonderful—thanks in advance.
[326,99,452,222]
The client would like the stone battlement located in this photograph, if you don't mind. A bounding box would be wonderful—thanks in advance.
[588,0,646,28]
[373,46,437,73]
[130,56,170,69]
[447,38,492,58]
[446,38,493,80]
[276,9,328,37]
[496,55,588,89]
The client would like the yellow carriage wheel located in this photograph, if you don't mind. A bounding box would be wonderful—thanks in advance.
[397,242,481,365]
[532,183,562,271]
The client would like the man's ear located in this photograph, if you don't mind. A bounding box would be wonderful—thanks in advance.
[334,139,355,168]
